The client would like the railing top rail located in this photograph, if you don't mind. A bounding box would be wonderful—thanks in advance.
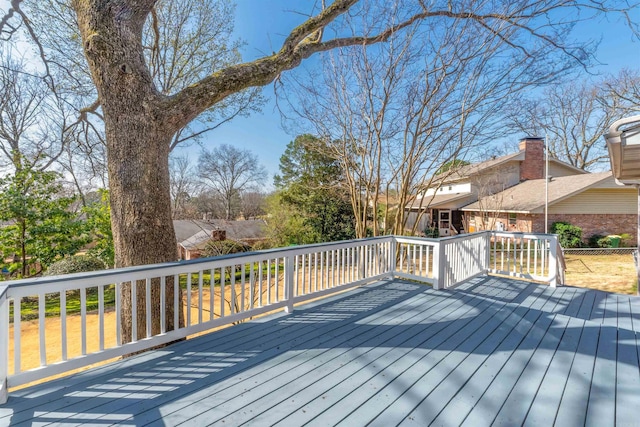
[396,231,491,244]
[491,231,558,239]
[437,231,490,242]
[1,235,394,291]
[0,284,7,300]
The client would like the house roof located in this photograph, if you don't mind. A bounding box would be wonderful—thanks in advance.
[434,152,523,184]
[174,219,266,250]
[433,152,586,186]
[460,171,615,213]
[406,192,476,210]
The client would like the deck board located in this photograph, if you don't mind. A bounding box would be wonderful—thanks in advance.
[1,277,639,427]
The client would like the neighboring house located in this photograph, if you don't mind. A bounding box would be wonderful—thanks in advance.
[461,171,637,243]
[406,137,638,243]
[173,219,267,260]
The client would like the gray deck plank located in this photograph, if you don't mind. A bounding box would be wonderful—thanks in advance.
[457,314,555,425]
[576,288,597,321]
[383,282,560,427]
[585,324,617,427]
[560,287,586,318]
[424,308,544,427]
[588,290,607,323]
[491,313,571,426]
[616,296,634,332]
[259,283,519,426]
[328,302,516,427]
[554,322,600,427]
[629,296,640,332]
[522,316,584,426]
[615,326,640,427]
[388,306,542,427]
[601,293,619,328]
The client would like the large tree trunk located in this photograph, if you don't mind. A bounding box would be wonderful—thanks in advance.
[74,1,184,343]
[106,116,183,342]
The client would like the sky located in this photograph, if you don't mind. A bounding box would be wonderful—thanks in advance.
[171,1,640,185]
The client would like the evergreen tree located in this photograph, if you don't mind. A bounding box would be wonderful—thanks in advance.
[273,135,355,243]
[0,164,88,278]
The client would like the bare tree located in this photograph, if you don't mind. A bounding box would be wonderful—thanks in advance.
[241,191,266,220]
[197,144,267,220]
[280,1,591,237]
[0,49,70,172]
[169,154,198,219]
[507,73,640,170]
[2,0,637,342]
[601,68,640,113]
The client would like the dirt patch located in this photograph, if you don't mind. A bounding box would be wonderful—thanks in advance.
[564,253,637,295]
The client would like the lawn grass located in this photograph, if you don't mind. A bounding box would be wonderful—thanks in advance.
[12,286,117,321]
[564,253,637,295]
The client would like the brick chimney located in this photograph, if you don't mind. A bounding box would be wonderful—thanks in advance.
[211,228,226,241]
[519,137,544,181]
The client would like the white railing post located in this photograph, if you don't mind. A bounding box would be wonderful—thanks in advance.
[484,231,491,274]
[284,255,295,313]
[358,246,366,280]
[548,236,558,288]
[389,237,397,279]
[432,240,446,290]
[0,285,9,404]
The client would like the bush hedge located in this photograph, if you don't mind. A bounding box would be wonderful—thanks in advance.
[551,221,583,248]
[45,255,106,276]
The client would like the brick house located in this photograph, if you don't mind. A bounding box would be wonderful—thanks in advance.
[173,219,267,260]
[406,137,637,244]
[461,171,637,244]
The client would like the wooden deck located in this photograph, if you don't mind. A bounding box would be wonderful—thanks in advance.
[1,276,639,426]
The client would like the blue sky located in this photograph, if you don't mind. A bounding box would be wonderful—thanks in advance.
[174,2,640,184]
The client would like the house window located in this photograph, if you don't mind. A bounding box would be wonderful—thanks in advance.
[482,212,489,227]
[509,213,517,226]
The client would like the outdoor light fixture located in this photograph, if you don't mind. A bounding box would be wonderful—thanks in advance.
[606,115,640,185]
[605,114,640,296]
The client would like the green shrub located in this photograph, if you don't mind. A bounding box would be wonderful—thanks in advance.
[202,240,251,257]
[424,227,439,238]
[551,222,583,248]
[45,255,106,276]
[251,240,273,251]
[597,236,612,248]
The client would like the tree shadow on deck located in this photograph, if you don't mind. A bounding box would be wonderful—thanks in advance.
[1,277,638,426]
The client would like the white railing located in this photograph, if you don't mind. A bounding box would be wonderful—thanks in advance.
[395,233,490,289]
[0,231,561,404]
[394,236,439,285]
[489,231,560,286]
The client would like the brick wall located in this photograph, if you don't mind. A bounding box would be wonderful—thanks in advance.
[465,211,637,245]
[519,138,544,181]
[532,213,637,245]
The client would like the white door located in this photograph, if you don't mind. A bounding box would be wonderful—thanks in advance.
[439,210,451,236]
